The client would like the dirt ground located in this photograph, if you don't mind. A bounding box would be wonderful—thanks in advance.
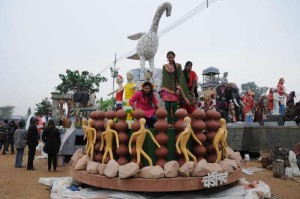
[0,149,300,199]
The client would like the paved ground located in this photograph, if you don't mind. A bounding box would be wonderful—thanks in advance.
[0,148,299,199]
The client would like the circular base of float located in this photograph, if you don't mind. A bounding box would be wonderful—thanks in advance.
[70,166,243,192]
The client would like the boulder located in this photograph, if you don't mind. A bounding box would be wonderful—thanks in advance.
[86,161,100,174]
[104,159,120,177]
[207,163,222,173]
[164,161,179,178]
[191,159,212,177]
[219,158,238,172]
[179,161,195,177]
[98,164,106,176]
[75,155,90,170]
[139,166,164,179]
[229,152,243,167]
[70,149,84,167]
[119,163,140,178]
[226,147,235,158]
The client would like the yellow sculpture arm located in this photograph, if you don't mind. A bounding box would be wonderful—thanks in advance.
[191,129,202,146]
[111,130,120,148]
[146,130,161,148]
[83,126,87,140]
[100,132,106,151]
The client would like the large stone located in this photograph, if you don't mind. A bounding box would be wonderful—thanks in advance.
[284,121,297,127]
[207,163,222,173]
[86,161,100,174]
[218,158,238,172]
[225,147,235,158]
[164,161,179,178]
[98,164,106,176]
[70,149,84,167]
[191,159,212,177]
[119,163,140,178]
[229,152,243,167]
[179,161,195,177]
[139,166,164,179]
[75,155,90,170]
[263,122,278,127]
[104,159,120,177]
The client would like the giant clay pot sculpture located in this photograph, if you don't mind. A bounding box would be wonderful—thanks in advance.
[154,108,169,167]
[115,110,129,165]
[192,109,207,161]
[90,110,105,162]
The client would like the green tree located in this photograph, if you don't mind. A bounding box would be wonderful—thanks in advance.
[96,97,115,111]
[35,98,52,119]
[56,69,107,93]
[0,105,15,119]
[241,82,269,100]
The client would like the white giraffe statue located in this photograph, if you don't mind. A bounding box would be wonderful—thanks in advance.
[127,2,172,69]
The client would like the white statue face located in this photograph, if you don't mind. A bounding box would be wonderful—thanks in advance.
[116,77,123,84]
[224,72,228,77]
[144,71,152,80]
[127,72,133,81]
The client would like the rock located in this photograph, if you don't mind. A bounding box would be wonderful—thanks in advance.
[75,155,90,170]
[229,152,243,167]
[70,149,84,167]
[179,161,195,177]
[164,161,179,178]
[207,163,222,173]
[119,163,140,178]
[139,166,164,179]
[86,161,100,174]
[191,159,212,177]
[226,147,235,158]
[104,159,120,177]
[219,158,236,172]
[98,164,106,176]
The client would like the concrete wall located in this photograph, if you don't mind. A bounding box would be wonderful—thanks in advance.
[227,126,300,152]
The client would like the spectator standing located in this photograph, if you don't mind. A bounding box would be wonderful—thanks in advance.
[14,120,27,168]
[6,120,18,154]
[42,120,61,172]
[26,117,39,170]
[0,120,8,155]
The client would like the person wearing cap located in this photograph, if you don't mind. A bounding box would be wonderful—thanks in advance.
[26,117,39,170]
[107,75,124,111]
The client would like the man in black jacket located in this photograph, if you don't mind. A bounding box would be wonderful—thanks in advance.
[26,117,39,170]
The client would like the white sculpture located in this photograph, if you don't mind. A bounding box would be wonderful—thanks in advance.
[288,150,300,176]
[273,90,280,115]
[220,72,228,85]
[127,2,172,69]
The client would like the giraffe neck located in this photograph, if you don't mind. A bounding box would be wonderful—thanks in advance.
[150,3,168,32]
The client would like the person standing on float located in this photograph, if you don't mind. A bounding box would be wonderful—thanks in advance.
[160,51,190,127]
[277,78,288,115]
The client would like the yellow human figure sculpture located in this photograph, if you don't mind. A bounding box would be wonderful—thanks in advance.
[128,118,161,166]
[100,119,119,164]
[82,118,88,152]
[176,117,202,163]
[213,118,228,163]
[85,119,97,161]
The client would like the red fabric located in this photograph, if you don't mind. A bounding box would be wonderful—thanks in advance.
[187,71,198,89]
[115,89,124,101]
[277,84,285,96]
[243,95,254,113]
[267,93,274,111]
[129,91,159,118]
[161,90,178,102]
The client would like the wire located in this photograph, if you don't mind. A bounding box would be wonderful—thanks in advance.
[98,0,219,74]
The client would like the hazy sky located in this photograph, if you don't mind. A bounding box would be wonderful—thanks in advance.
[1,0,299,116]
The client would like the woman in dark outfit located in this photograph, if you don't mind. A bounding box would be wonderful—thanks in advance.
[42,120,61,172]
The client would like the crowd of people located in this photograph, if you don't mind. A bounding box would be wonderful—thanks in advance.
[0,117,61,171]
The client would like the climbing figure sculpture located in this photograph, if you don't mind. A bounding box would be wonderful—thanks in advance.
[128,118,161,166]
[85,119,96,161]
[176,117,202,163]
[213,118,228,163]
[100,119,119,163]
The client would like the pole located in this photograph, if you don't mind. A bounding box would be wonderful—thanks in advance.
[112,52,117,98]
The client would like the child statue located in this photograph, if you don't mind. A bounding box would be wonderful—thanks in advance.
[176,117,202,163]
[123,71,136,122]
[128,118,161,166]
[107,75,124,111]
[140,70,156,91]
[100,119,119,163]
[85,119,97,160]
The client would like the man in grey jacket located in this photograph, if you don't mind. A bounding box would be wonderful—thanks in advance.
[14,120,27,168]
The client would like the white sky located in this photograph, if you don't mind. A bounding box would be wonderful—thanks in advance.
[0,0,299,116]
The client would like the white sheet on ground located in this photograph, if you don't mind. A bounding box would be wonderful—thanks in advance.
[38,177,271,199]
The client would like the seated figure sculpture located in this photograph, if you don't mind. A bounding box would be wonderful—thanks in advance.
[176,117,202,163]
[100,119,120,164]
[128,118,161,166]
